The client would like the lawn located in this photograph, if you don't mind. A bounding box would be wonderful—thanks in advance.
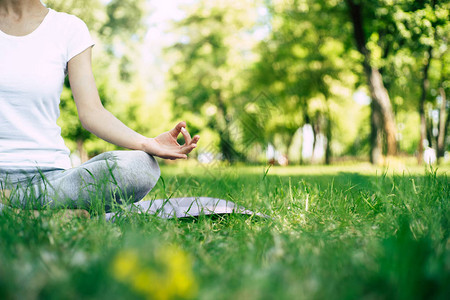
[0,163,449,299]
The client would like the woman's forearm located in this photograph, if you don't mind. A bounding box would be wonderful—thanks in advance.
[80,106,148,151]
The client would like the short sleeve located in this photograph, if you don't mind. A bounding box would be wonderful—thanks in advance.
[66,15,95,62]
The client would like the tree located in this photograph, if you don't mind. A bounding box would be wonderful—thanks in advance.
[345,0,399,164]
[166,0,260,162]
[251,0,358,164]
[370,0,449,162]
[395,0,449,163]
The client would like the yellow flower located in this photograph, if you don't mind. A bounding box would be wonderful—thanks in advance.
[112,249,139,282]
[159,245,197,297]
[111,245,197,300]
[132,268,161,299]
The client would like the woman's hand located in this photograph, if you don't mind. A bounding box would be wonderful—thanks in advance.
[142,122,200,160]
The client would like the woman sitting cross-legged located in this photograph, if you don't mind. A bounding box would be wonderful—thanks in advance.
[0,0,199,212]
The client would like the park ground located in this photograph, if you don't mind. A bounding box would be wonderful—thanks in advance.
[0,162,449,299]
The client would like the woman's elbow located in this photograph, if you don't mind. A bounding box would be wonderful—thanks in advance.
[78,114,92,131]
[78,108,100,131]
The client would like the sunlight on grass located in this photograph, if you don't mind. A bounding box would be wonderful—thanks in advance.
[159,159,450,177]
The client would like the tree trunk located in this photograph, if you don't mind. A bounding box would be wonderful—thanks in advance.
[215,90,239,162]
[367,67,397,156]
[418,46,433,164]
[426,115,434,149]
[444,99,450,155]
[325,115,332,165]
[370,101,383,164]
[346,0,397,163]
[311,118,319,163]
[298,127,304,165]
[437,87,447,160]
[76,139,88,163]
[300,110,311,165]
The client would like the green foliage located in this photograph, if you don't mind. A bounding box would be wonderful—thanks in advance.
[380,0,449,109]
[166,0,262,161]
[252,0,361,161]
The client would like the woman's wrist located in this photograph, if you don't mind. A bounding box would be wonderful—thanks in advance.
[138,137,153,152]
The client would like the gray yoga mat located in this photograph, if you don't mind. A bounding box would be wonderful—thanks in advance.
[105,197,267,221]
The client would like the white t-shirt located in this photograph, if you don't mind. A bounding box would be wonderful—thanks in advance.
[0,8,94,170]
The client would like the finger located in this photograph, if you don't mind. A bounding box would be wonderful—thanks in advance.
[181,143,197,154]
[165,150,188,159]
[169,121,186,138]
[170,156,187,160]
[181,127,192,145]
[191,135,200,144]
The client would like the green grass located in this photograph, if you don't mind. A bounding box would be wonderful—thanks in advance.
[1,163,449,299]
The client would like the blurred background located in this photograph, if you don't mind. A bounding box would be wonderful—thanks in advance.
[43,0,449,166]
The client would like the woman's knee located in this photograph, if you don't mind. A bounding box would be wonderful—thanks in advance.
[112,151,160,200]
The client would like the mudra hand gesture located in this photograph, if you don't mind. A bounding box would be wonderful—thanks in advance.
[143,121,200,160]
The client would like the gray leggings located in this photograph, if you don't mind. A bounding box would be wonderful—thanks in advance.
[0,151,160,211]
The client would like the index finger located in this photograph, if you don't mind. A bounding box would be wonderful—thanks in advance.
[169,121,187,138]
[181,127,192,145]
